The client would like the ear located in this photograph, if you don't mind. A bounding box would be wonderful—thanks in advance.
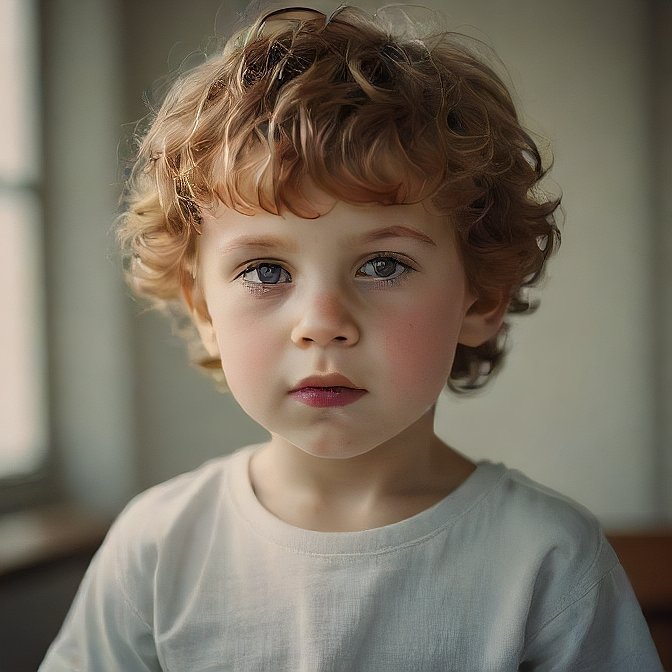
[181,275,220,359]
[458,289,510,348]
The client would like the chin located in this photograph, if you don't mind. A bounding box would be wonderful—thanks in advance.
[287,429,394,461]
[302,446,375,461]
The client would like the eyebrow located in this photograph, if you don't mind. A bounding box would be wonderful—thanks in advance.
[219,236,299,255]
[356,225,437,247]
[218,225,436,255]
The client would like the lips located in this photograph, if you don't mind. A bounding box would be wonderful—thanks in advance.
[290,373,362,392]
[289,373,366,408]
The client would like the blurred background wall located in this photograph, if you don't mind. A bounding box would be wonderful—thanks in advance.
[55,0,667,528]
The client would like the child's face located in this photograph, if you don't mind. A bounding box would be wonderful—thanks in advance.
[193,198,485,460]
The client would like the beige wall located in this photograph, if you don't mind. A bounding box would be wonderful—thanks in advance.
[431,0,659,527]
[652,0,672,522]
[49,0,670,527]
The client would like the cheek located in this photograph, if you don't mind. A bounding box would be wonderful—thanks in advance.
[382,298,464,401]
[211,312,279,396]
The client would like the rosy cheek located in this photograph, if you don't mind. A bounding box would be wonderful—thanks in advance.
[382,301,462,403]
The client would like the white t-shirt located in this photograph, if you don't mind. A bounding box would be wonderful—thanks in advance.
[40,445,662,671]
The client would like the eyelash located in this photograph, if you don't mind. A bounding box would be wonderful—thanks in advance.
[238,263,292,288]
[235,254,415,292]
[355,255,414,288]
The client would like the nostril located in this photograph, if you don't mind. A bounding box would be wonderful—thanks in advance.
[290,310,360,348]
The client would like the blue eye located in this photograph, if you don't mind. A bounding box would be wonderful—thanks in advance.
[357,256,409,281]
[240,263,291,284]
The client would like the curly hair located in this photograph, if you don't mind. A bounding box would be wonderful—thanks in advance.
[118,5,561,393]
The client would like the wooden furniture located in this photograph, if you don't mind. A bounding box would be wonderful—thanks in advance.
[608,530,672,670]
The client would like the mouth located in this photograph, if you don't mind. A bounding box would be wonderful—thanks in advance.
[290,373,363,392]
[288,373,367,407]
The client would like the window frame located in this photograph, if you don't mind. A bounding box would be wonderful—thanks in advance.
[1,0,137,517]
[0,0,57,513]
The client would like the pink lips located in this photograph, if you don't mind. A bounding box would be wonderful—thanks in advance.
[289,374,367,408]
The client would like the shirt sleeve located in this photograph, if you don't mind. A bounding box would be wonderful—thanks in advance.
[38,509,162,672]
[520,560,663,671]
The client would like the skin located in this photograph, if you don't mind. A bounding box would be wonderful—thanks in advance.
[187,196,508,532]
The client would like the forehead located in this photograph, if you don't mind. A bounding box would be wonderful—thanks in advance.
[199,199,454,252]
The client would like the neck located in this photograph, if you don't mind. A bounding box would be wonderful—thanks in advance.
[248,410,476,531]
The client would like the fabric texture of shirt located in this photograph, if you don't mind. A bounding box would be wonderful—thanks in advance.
[39,445,663,671]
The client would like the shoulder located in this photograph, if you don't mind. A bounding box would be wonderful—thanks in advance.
[473,463,619,597]
[49,446,257,638]
[478,464,622,627]
[481,463,612,567]
[122,449,238,517]
[489,470,664,668]
[118,445,254,533]
[102,446,255,577]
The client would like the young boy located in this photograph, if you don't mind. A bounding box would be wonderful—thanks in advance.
[41,6,662,670]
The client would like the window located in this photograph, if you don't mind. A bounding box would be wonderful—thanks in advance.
[0,0,48,481]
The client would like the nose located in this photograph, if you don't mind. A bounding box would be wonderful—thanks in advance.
[290,289,360,348]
